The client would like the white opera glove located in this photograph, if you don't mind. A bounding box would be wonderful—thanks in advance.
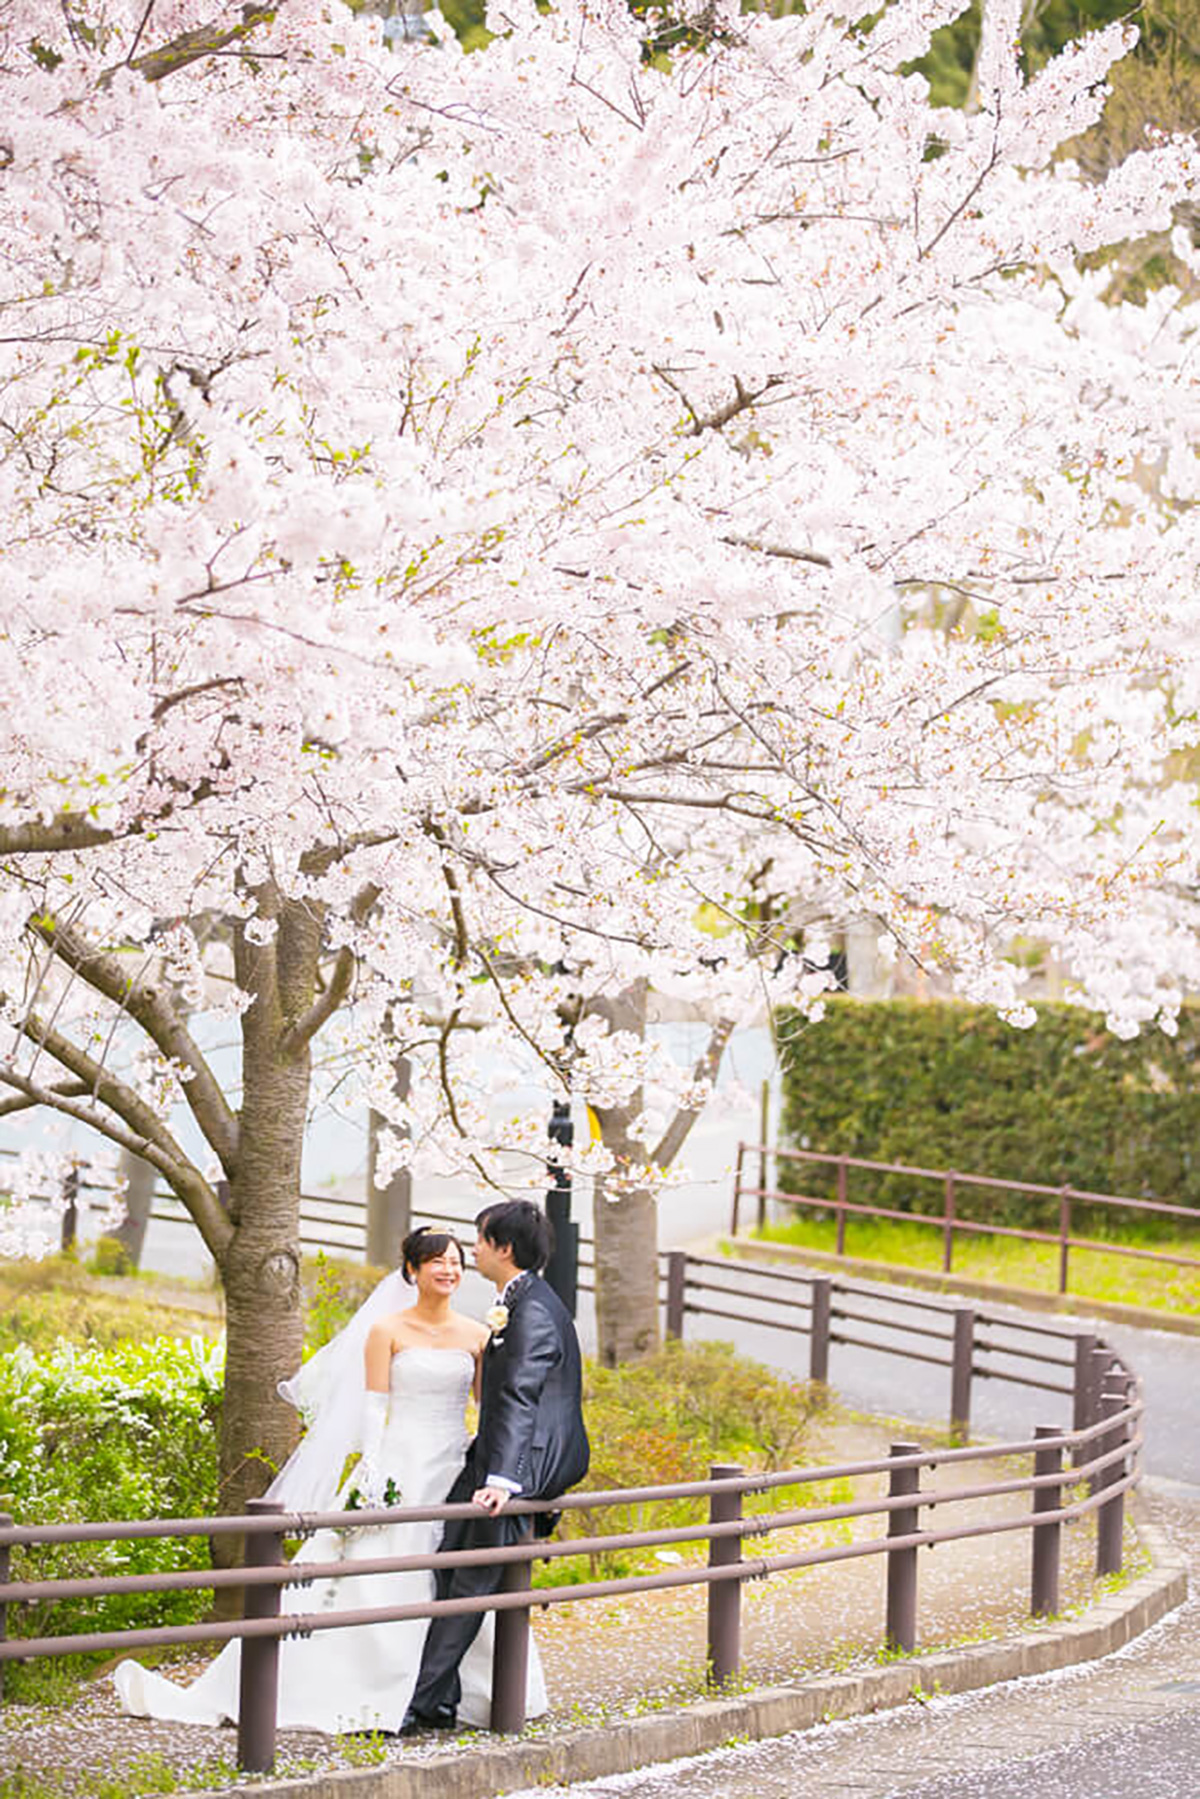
[349,1390,391,1508]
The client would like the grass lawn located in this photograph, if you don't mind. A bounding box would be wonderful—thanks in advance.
[750,1211,1200,1316]
[0,1255,223,1356]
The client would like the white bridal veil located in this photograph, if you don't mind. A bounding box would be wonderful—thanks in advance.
[265,1268,409,1511]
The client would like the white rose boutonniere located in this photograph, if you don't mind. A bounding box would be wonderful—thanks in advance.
[485,1302,510,1334]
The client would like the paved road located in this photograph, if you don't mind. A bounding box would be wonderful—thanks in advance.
[564,1255,1200,1798]
[573,1255,1200,1487]
[507,1482,1200,1799]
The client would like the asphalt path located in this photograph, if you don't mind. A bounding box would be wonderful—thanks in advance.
[506,1481,1200,1799]
[571,1253,1200,1486]
[557,1265,1200,1799]
[899,1707,1200,1799]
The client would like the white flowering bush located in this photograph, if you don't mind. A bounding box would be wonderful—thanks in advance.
[0,1335,223,1700]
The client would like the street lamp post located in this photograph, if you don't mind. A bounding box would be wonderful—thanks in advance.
[543,1099,579,1317]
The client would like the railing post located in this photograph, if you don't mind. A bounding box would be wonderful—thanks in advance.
[835,1157,848,1257]
[757,1081,770,1232]
[809,1277,832,1388]
[1030,1425,1063,1618]
[885,1444,922,1655]
[665,1251,687,1341]
[706,1463,743,1689]
[732,1142,745,1236]
[1086,1346,1114,1495]
[0,1514,10,1703]
[60,1166,79,1253]
[237,1498,284,1775]
[950,1308,974,1443]
[942,1172,956,1273]
[1072,1333,1097,1432]
[1095,1379,1128,1579]
[1058,1186,1072,1295]
[490,1523,532,1733]
[1072,1332,1097,1474]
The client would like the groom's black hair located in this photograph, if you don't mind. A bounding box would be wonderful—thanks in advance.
[474,1200,553,1272]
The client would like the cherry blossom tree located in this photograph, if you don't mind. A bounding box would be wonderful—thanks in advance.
[1,0,1196,1502]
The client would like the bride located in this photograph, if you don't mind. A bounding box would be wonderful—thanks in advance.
[114,1226,548,1734]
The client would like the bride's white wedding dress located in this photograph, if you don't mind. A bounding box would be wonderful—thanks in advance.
[113,1347,547,1734]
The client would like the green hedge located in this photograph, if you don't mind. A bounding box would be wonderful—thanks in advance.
[776,1000,1200,1227]
[0,1336,223,1700]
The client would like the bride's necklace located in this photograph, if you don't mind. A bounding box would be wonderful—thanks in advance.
[410,1309,451,1337]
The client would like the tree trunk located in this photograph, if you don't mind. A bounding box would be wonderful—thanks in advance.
[208,894,315,1611]
[587,981,662,1365]
[588,996,735,1366]
[593,1180,661,1365]
[100,1148,157,1270]
[367,1051,412,1269]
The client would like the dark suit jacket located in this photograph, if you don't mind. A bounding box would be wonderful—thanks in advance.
[475,1273,589,1506]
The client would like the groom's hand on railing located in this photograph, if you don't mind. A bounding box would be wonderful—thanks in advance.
[473,1484,511,1514]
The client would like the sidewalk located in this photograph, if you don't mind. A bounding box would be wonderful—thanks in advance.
[0,1407,1167,1799]
[505,1477,1198,1799]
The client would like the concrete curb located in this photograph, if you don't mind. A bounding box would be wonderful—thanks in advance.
[722,1233,1200,1338]
[194,1509,1188,1799]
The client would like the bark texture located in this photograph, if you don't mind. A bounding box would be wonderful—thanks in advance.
[589,990,734,1365]
[217,891,315,1519]
[592,1177,662,1365]
[367,1051,412,1269]
[588,983,660,1365]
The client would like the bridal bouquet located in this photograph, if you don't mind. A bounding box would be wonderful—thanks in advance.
[345,1476,402,1510]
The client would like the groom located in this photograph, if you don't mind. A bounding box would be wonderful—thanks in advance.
[400,1199,590,1733]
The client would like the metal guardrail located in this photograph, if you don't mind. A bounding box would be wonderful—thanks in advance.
[0,1247,1142,1777]
[731,1141,1200,1296]
[0,1149,379,1260]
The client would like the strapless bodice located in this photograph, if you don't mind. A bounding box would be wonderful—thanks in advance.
[379,1347,474,1506]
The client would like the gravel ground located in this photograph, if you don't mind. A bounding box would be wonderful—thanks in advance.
[0,1411,1122,1797]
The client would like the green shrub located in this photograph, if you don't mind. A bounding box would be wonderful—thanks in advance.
[777,998,1200,1230]
[0,1335,223,1700]
[301,1252,385,1354]
[548,1341,818,1580]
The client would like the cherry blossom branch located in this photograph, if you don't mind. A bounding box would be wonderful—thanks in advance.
[299,831,404,879]
[650,1015,735,1170]
[473,943,571,1093]
[99,3,278,89]
[151,676,246,722]
[2,1003,200,1180]
[0,1065,229,1257]
[27,914,240,1175]
[918,120,1003,262]
[720,533,833,569]
[279,882,380,1058]
[481,867,656,949]
[424,823,504,1175]
[654,368,788,437]
[125,1,159,65]
[583,787,783,819]
[0,1079,89,1119]
[510,671,691,782]
[0,816,124,855]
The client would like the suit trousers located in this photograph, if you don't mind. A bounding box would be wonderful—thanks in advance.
[408,1460,530,1717]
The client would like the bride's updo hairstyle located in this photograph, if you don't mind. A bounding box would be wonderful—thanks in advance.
[401,1224,466,1284]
